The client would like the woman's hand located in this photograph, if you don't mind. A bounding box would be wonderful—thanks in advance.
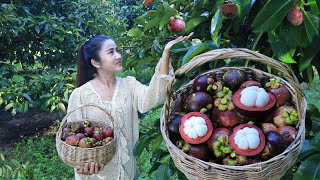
[164,32,194,51]
[160,32,194,74]
[77,162,104,175]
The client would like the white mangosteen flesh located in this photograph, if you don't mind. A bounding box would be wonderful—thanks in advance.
[240,86,270,107]
[234,127,260,149]
[183,116,208,139]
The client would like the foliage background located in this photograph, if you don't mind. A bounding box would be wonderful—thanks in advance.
[0,0,319,179]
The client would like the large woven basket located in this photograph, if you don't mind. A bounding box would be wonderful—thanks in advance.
[56,104,116,169]
[160,48,307,180]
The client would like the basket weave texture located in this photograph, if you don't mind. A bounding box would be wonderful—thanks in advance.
[160,48,307,180]
[56,104,115,169]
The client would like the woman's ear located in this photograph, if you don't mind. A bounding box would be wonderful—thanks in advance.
[91,59,100,68]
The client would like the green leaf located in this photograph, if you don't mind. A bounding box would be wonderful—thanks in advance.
[210,9,223,46]
[252,0,294,32]
[311,133,320,149]
[308,0,320,15]
[153,38,162,53]
[303,11,320,43]
[5,102,14,111]
[180,43,208,66]
[133,135,150,157]
[170,41,193,53]
[148,162,161,176]
[185,16,207,33]
[299,36,320,72]
[151,134,163,153]
[0,153,5,161]
[293,153,320,180]
[304,88,320,111]
[155,164,171,180]
[127,27,142,37]
[279,48,296,63]
[159,3,176,30]
[144,15,162,32]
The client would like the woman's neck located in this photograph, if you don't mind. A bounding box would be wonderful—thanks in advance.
[94,75,116,88]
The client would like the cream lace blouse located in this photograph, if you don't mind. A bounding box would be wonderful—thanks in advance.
[66,60,174,180]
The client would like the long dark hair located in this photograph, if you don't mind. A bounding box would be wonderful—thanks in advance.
[76,35,114,87]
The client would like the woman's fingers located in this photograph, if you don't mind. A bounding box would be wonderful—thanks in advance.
[77,162,103,175]
[89,162,95,174]
[99,164,104,171]
[94,163,99,174]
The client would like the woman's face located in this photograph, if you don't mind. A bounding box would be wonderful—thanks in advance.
[96,39,123,73]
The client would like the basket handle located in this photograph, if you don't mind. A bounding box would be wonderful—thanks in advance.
[165,48,305,120]
[59,103,114,130]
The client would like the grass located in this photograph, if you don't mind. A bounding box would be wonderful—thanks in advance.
[0,107,163,179]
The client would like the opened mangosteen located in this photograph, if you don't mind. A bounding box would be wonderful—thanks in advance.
[260,131,287,160]
[277,126,298,146]
[184,92,213,114]
[233,86,276,118]
[179,112,214,144]
[266,78,290,107]
[222,69,246,91]
[230,124,266,156]
[188,143,209,161]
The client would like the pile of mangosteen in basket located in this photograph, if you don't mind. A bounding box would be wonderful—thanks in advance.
[61,120,114,148]
[167,69,299,166]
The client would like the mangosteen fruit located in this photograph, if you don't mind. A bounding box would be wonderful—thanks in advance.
[192,74,215,93]
[184,92,213,113]
[65,135,80,146]
[207,127,230,152]
[230,124,266,156]
[260,123,278,134]
[167,113,184,136]
[233,86,276,118]
[175,139,191,152]
[212,108,242,128]
[188,143,209,161]
[266,78,290,107]
[287,7,304,26]
[240,80,261,89]
[168,15,185,33]
[211,134,233,158]
[277,126,298,146]
[79,137,93,148]
[222,69,246,91]
[214,87,234,111]
[179,112,213,144]
[221,1,238,18]
[273,106,299,127]
[260,131,287,160]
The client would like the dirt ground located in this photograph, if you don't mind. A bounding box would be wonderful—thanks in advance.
[0,107,64,148]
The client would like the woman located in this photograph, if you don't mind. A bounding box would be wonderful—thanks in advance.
[66,32,193,179]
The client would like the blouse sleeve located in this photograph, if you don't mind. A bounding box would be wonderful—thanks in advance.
[130,58,174,113]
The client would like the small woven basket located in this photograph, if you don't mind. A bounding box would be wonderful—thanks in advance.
[56,104,116,169]
[160,48,307,180]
